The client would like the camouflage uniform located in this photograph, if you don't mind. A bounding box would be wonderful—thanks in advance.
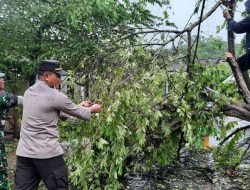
[0,91,17,189]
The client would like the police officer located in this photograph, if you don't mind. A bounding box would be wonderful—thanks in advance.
[223,0,250,89]
[15,60,102,189]
[0,72,23,189]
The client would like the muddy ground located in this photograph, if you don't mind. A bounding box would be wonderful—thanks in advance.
[6,140,250,190]
[124,151,250,190]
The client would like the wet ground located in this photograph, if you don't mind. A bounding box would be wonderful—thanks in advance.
[7,151,16,188]
[124,151,250,190]
[6,142,250,190]
[123,146,249,190]
[6,138,17,189]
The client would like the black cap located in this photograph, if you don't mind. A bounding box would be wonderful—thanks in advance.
[38,60,67,76]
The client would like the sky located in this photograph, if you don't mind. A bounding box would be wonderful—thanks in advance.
[150,0,246,42]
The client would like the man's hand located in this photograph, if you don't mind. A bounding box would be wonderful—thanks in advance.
[79,100,92,107]
[90,104,102,113]
[223,9,231,20]
[225,52,234,59]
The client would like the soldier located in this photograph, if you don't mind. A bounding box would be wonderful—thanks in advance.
[0,72,23,189]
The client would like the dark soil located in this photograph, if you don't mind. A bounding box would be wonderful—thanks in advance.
[6,140,250,190]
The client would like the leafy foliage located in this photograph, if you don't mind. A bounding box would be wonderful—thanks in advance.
[0,0,170,79]
[58,46,237,188]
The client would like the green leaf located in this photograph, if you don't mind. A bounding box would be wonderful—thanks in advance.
[96,138,109,150]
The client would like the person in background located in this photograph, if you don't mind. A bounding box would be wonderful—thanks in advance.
[14,60,102,190]
[223,0,250,89]
[0,72,23,189]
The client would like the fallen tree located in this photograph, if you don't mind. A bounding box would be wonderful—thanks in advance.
[1,0,249,189]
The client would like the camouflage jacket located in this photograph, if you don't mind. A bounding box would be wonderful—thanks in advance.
[0,91,18,128]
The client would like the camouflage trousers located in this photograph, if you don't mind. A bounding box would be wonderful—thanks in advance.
[0,130,8,189]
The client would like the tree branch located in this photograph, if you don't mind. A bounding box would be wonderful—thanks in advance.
[225,53,250,103]
[219,125,250,145]
[223,103,250,120]
[163,1,222,45]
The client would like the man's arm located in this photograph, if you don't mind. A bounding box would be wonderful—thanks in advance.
[228,17,250,34]
[223,9,250,34]
[55,92,102,120]
[59,101,102,121]
[1,92,18,107]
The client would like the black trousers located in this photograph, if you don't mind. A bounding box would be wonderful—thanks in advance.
[237,53,250,72]
[14,155,68,190]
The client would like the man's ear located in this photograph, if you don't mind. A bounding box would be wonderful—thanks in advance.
[43,72,50,82]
